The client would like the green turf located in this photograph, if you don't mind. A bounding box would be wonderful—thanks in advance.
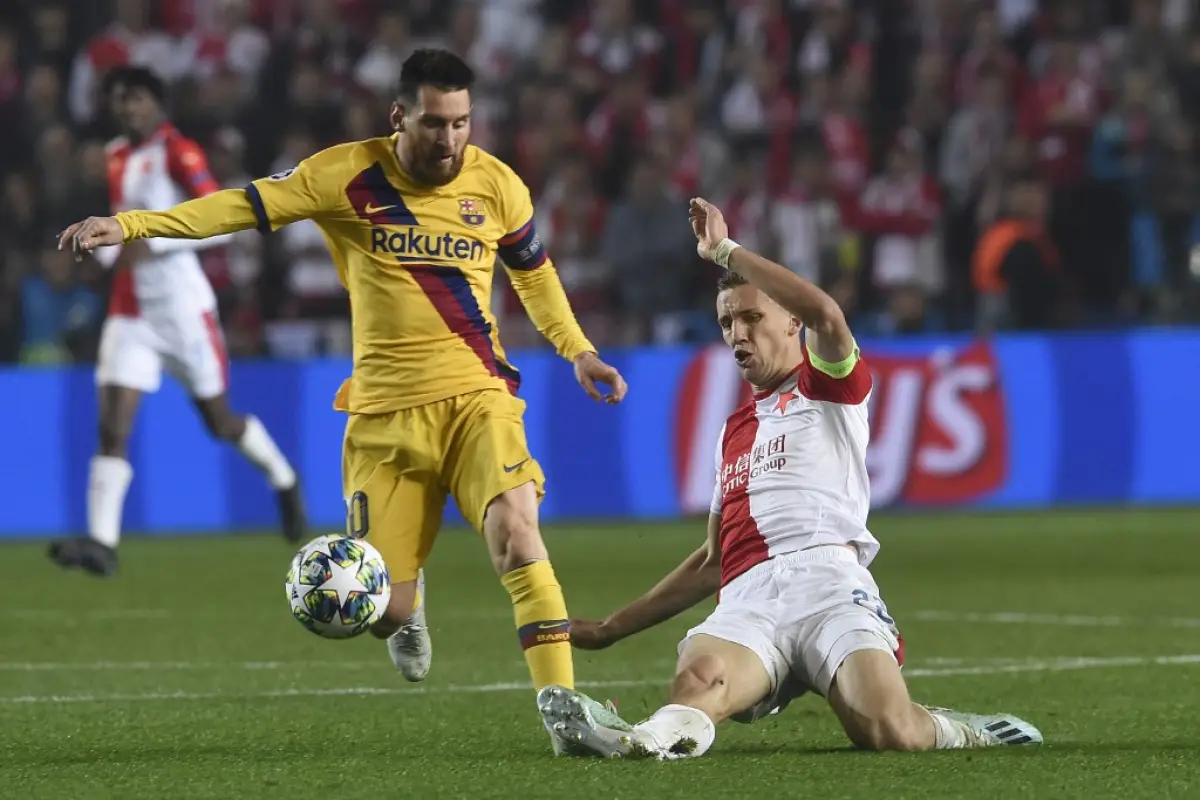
[2,509,1200,798]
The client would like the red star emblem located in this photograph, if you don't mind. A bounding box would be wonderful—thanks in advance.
[774,390,798,414]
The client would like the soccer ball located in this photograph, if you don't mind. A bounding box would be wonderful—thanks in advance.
[286,535,391,639]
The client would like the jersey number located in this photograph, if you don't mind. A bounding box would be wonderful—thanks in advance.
[347,491,369,539]
[851,589,896,626]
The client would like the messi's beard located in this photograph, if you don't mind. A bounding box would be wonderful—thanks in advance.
[411,147,464,186]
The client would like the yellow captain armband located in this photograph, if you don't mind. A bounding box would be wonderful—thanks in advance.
[807,342,860,379]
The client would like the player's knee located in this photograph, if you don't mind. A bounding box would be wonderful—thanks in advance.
[854,706,928,752]
[671,654,730,704]
[483,487,545,574]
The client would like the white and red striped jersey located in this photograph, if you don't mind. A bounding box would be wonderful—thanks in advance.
[105,123,224,318]
[711,347,878,588]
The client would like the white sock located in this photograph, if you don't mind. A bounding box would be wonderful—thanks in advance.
[236,415,296,490]
[926,708,972,749]
[633,704,717,758]
[88,455,133,548]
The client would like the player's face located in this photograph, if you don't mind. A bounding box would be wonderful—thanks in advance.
[115,85,161,140]
[717,285,802,387]
[392,86,472,186]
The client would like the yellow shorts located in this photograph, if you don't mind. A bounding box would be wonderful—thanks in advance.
[342,389,545,582]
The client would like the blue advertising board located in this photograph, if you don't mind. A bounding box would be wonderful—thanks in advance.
[1,330,1198,537]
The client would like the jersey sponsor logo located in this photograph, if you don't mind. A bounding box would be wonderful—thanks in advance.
[675,341,1007,511]
[458,198,486,226]
[370,227,487,263]
[721,434,787,494]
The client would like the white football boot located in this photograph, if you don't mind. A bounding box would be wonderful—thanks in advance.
[538,685,657,758]
[929,707,1044,747]
[387,569,432,681]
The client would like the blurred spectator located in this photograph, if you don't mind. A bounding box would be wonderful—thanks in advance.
[23,4,74,82]
[972,173,1065,331]
[185,0,271,85]
[354,9,416,98]
[68,0,177,123]
[854,133,943,333]
[0,27,23,174]
[716,156,769,257]
[603,155,697,342]
[770,146,844,285]
[575,0,663,97]
[585,70,656,198]
[19,246,102,364]
[661,0,726,108]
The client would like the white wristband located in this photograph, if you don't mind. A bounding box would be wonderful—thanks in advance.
[710,238,742,270]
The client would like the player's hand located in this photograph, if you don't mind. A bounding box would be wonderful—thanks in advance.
[569,618,617,650]
[688,197,730,263]
[58,216,125,261]
[573,352,627,405]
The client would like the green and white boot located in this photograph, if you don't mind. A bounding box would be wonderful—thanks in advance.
[538,685,657,758]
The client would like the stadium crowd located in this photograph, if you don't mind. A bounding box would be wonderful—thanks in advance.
[0,0,1197,364]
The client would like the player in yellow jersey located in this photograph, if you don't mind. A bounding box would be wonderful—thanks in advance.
[58,49,630,751]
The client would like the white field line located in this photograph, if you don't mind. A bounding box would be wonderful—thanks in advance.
[912,610,1200,629]
[12,608,1200,629]
[0,653,1197,705]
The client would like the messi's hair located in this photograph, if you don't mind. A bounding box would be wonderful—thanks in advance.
[397,49,475,105]
[717,271,750,291]
[101,65,166,104]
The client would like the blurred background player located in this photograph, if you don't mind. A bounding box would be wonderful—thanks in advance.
[56,49,628,753]
[538,198,1041,759]
[47,66,306,577]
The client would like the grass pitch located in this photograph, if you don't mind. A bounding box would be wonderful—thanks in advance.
[2,509,1199,798]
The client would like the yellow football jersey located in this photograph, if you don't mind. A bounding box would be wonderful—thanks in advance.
[115,136,595,414]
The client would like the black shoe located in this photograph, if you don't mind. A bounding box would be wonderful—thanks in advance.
[277,479,308,544]
[47,538,118,577]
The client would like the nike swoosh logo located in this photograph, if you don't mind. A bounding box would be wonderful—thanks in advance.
[537,621,566,630]
[503,459,529,473]
[364,203,396,215]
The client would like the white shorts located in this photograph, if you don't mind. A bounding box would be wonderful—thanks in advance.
[680,546,903,723]
[96,312,229,400]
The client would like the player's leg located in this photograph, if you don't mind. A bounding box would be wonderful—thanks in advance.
[193,393,305,542]
[175,310,304,542]
[344,410,443,682]
[48,317,158,576]
[630,634,775,757]
[827,648,1041,750]
[827,648,937,750]
[542,592,787,759]
[446,390,573,692]
[806,560,1042,750]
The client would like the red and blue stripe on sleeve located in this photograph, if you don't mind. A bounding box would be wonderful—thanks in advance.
[497,218,548,272]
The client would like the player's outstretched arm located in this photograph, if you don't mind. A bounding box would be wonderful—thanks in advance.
[689,197,855,364]
[570,515,722,650]
[59,189,259,258]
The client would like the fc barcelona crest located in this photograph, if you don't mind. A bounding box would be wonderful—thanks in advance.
[458,198,485,227]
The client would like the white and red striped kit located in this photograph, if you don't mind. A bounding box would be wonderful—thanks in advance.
[96,123,231,399]
[683,346,904,714]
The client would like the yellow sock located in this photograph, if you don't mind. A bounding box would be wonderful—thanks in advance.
[501,560,574,690]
